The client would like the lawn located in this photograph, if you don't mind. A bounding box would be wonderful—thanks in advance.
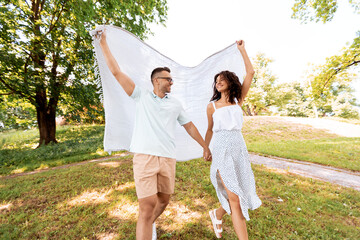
[0,156,359,239]
[322,117,360,125]
[0,116,359,176]
[0,125,110,176]
[242,116,360,171]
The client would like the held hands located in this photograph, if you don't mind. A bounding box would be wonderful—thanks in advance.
[236,40,245,51]
[203,147,212,161]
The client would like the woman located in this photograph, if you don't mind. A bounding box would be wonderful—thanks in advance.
[205,40,262,239]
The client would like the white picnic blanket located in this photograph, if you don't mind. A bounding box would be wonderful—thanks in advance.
[91,25,245,161]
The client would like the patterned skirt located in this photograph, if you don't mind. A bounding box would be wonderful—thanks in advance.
[210,130,262,221]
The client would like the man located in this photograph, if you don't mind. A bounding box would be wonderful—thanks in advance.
[97,29,211,240]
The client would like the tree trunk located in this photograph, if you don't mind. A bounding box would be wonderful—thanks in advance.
[36,107,57,146]
[251,106,258,116]
[36,90,58,146]
[245,105,253,116]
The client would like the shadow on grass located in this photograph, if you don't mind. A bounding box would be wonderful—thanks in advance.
[1,155,359,239]
[0,156,223,239]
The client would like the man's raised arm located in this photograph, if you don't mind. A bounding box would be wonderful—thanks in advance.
[98,29,135,96]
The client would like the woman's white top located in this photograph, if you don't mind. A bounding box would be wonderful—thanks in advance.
[212,99,243,132]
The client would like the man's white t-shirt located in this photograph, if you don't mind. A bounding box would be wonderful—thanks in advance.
[129,85,190,158]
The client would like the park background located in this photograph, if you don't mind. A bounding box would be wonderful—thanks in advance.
[1,0,359,239]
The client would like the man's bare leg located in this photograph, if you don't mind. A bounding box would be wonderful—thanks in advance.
[152,192,170,222]
[137,194,157,240]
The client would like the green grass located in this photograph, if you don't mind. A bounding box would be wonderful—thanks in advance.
[243,117,360,171]
[1,116,359,176]
[0,157,359,239]
[323,117,360,125]
[0,125,112,176]
[248,138,360,171]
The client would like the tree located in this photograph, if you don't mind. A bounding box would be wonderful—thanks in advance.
[0,0,168,145]
[291,0,360,97]
[243,53,293,115]
[280,65,360,118]
[315,72,359,118]
[303,56,359,117]
[310,36,360,99]
[332,92,359,118]
[277,81,315,117]
[0,94,37,130]
[292,0,360,23]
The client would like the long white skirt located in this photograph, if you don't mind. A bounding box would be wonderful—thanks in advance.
[210,130,262,221]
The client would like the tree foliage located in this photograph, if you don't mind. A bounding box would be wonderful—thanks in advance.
[0,94,37,130]
[277,82,314,117]
[0,0,168,143]
[291,0,360,99]
[244,53,293,116]
[244,52,359,119]
[243,53,276,115]
[278,72,359,119]
[311,33,360,99]
[292,0,360,23]
[312,70,359,118]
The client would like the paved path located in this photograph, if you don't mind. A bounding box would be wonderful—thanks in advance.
[250,154,360,191]
[282,117,360,137]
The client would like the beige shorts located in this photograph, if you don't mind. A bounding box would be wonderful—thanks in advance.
[132,153,176,199]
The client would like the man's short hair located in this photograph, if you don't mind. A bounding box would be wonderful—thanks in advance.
[151,67,171,84]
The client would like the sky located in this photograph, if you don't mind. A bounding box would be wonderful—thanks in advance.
[145,0,360,102]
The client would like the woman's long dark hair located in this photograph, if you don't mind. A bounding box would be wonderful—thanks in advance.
[210,70,242,104]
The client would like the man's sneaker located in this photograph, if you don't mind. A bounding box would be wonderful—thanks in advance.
[152,222,157,240]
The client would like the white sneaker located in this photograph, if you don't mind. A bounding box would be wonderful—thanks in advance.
[152,222,157,240]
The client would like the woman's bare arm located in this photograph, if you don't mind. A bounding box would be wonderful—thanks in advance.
[237,40,255,105]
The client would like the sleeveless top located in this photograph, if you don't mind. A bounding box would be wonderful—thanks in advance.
[212,99,243,132]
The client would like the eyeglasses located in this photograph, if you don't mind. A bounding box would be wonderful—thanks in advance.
[157,77,174,83]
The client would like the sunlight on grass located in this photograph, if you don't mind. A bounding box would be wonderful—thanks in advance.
[96,232,118,240]
[11,167,27,174]
[242,117,360,171]
[1,158,359,239]
[115,182,135,192]
[247,139,360,171]
[243,116,339,140]
[108,199,202,232]
[22,143,38,149]
[162,201,202,230]
[2,121,359,176]
[323,117,360,125]
[4,144,17,149]
[109,200,139,220]
[262,166,288,175]
[66,182,136,207]
[315,140,360,145]
[192,198,208,208]
[91,150,107,156]
[0,203,12,212]
[36,164,49,171]
[98,161,121,168]
[67,190,113,206]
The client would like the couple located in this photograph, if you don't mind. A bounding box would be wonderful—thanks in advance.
[98,29,261,240]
